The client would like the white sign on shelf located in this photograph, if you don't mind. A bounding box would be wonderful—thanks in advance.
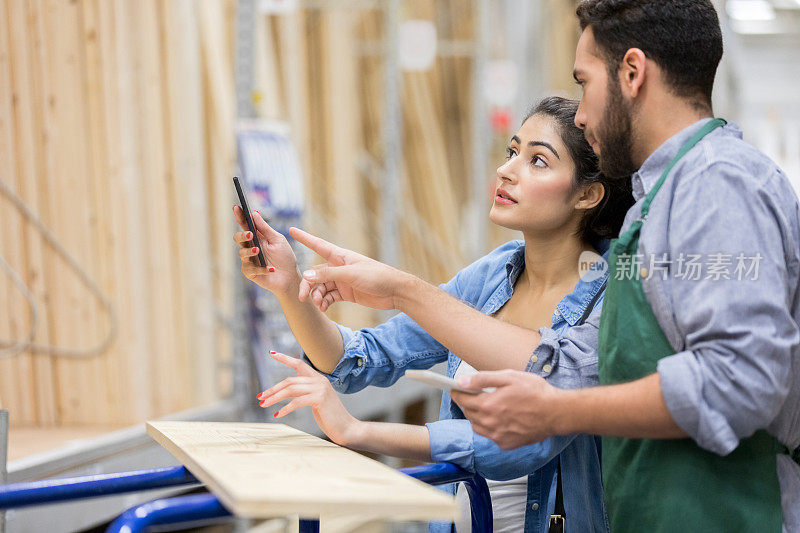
[259,0,298,14]
[485,59,519,108]
[399,20,437,72]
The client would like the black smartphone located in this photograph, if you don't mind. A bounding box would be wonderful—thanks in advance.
[233,176,267,268]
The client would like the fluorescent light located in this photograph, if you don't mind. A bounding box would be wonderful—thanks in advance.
[727,0,777,21]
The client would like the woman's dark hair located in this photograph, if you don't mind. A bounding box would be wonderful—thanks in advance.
[576,0,722,107]
[524,96,633,243]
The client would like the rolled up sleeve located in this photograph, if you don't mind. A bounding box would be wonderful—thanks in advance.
[527,297,604,390]
[426,302,600,480]
[426,418,574,481]
[315,312,451,394]
[310,272,468,393]
[658,161,798,455]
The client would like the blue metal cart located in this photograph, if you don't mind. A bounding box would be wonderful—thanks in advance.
[0,462,491,532]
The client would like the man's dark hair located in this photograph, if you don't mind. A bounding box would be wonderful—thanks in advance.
[576,0,723,106]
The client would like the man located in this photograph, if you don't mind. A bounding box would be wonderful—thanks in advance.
[292,1,800,530]
[455,1,800,530]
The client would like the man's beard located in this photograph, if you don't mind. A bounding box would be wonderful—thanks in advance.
[595,78,637,179]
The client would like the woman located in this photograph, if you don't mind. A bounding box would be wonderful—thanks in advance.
[233,97,632,532]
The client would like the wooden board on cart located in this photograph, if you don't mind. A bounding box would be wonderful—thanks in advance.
[146,421,458,522]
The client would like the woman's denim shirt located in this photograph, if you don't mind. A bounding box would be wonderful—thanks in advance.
[319,240,610,533]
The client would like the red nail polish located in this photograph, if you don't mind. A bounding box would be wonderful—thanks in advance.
[269,350,276,355]
[273,412,279,418]
[247,232,252,239]
[268,267,275,273]
[252,247,258,253]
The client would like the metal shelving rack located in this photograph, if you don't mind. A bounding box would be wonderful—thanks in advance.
[231,0,494,438]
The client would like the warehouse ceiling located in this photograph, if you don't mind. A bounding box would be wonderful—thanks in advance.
[726,0,800,34]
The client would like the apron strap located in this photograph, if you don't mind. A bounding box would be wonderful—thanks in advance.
[639,118,727,222]
[577,280,607,325]
[784,444,800,467]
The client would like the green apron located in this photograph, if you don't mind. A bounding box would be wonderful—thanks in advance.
[597,118,785,532]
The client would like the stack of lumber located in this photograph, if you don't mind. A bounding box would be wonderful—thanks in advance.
[0,0,236,427]
[256,0,489,329]
[0,0,584,429]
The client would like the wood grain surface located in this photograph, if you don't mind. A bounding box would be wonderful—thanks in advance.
[147,421,457,522]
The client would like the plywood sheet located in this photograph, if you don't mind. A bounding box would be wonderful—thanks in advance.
[147,421,457,522]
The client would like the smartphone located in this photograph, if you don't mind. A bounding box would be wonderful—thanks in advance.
[233,176,267,268]
[404,370,482,394]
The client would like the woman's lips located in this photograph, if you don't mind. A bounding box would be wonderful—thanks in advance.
[494,189,517,205]
[494,193,517,205]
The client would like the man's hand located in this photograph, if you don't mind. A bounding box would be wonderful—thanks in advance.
[288,227,414,311]
[451,370,565,450]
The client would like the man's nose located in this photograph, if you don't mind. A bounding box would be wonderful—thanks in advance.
[575,101,587,129]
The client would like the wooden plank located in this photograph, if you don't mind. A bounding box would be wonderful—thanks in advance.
[38,0,104,425]
[253,14,283,119]
[277,7,310,185]
[158,0,216,407]
[75,0,107,421]
[80,0,128,424]
[147,421,457,521]
[108,0,154,422]
[0,0,28,423]
[546,0,581,95]
[6,0,57,425]
[304,10,331,234]
[354,9,383,263]
[436,2,472,211]
[128,0,182,417]
[26,0,67,426]
[198,0,236,400]
[4,0,41,426]
[323,7,373,329]
[2,1,34,424]
[403,72,462,280]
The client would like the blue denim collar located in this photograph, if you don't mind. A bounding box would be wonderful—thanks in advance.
[502,238,611,326]
[504,241,527,287]
[556,238,610,326]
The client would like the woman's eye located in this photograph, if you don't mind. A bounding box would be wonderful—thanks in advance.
[532,156,547,168]
[505,147,517,160]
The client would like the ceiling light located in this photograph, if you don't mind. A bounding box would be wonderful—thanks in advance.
[726,0,777,21]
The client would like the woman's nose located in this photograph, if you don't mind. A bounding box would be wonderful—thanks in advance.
[496,160,515,183]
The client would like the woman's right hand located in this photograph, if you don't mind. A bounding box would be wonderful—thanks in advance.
[233,206,301,296]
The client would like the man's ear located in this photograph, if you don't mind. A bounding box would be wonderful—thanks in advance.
[576,182,605,211]
[618,48,647,98]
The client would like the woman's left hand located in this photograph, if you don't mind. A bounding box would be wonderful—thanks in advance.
[257,351,362,447]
